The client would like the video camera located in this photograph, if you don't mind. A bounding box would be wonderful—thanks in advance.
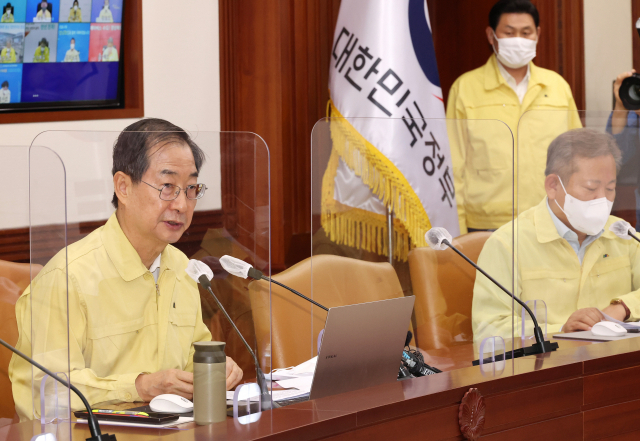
[619,18,640,110]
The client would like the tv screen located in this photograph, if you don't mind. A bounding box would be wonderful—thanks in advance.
[0,0,123,112]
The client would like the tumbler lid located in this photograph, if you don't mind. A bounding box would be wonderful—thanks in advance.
[194,341,226,363]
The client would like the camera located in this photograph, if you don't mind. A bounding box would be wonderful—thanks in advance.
[620,74,640,110]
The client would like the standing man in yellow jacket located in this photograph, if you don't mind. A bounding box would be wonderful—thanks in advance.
[447,0,581,234]
[9,118,243,420]
[472,129,639,343]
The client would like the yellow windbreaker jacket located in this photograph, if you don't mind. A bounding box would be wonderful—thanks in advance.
[447,55,582,233]
[472,198,640,343]
[9,214,212,420]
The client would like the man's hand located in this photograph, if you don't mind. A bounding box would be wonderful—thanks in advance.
[226,356,243,390]
[562,308,604,333]
[613,70,636,111]
[135,369,194,402]
[602,303,627,322]
[135,357,243,402]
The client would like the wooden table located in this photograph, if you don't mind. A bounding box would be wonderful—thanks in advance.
[3,335,640,440]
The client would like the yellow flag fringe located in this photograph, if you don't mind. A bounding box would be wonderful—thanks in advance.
[321,100,432,262]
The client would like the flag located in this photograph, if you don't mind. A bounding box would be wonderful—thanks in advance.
[323,0,459,262]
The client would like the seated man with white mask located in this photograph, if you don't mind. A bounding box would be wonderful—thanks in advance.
[472,129,640,342]
[9,118,243,420]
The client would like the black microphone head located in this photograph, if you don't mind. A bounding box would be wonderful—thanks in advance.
[405,331,412,347]
[198,274,212,289]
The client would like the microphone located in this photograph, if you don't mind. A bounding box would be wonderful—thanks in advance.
[219,255,329,311]
[401,331,441,376]
[610,220,640,243]
[186,260,276,410]
[0,341,114,441]
[425,228,559,365]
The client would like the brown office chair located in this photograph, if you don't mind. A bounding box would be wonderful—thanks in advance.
[408,231,492,351]
[249,254,413,370]
[0,260,42,422]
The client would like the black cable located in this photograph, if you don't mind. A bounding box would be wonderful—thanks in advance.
[263,276,329,312]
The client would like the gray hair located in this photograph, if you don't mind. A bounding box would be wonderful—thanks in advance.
[545,128,622,180]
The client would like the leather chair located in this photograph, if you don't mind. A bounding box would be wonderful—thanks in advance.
[249,254,413,370]
[408,232,492,351]
[0,261,42,422]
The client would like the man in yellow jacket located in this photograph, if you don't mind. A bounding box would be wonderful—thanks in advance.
[0,38,16,63]
[9,118,243,421]
[447,0,581,234]
[472,129,638,343]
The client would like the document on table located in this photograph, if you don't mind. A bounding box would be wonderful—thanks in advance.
[266,356,317,381]
[226,389,310,403]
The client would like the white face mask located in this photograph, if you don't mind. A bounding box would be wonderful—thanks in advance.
[70,43,75,49]
[492,31,537,69]
[554,177,613,236]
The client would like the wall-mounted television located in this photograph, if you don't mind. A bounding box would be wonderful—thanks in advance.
[0,0,123,112]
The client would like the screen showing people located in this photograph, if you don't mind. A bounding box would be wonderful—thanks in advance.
[0,0,121,105]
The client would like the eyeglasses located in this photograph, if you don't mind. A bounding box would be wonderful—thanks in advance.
[141,181,208,201]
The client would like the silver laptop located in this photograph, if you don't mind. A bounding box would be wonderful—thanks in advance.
[307,295,415,401]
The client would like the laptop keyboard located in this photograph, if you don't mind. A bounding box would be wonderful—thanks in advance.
[275,395,310,407]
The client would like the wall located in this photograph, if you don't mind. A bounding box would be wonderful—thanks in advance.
[0,0,222,229]
[583,0,633,112]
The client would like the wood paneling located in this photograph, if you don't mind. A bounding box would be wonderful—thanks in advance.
[219,0,586,269]
[428,0,585,110]
[219,0,340,270]
[0,210,223,264]
[0,0,143,124]
[633,1,640,72]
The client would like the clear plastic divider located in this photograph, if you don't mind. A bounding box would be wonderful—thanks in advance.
[25,130,272,422]
[309,116,515,379]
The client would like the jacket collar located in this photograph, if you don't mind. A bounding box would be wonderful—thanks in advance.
[101,213,171,282]
[484,54,546,92]
[534,197,619,244]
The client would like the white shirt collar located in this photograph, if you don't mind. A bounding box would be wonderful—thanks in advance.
[497,60,530,104]
[149,254,161,283]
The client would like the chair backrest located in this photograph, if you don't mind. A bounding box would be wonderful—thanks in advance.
[0,260,42,420]
[249,254,411,369]
[408,231,492,351]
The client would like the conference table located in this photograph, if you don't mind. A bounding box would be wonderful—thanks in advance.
[2,335,640,440]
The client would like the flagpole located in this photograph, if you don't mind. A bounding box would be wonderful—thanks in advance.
[387,207,393,265]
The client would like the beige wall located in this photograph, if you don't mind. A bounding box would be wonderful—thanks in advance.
[1,0,222,229]
[584,0,633,112]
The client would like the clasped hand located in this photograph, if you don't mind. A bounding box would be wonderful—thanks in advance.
[135,356,243,402]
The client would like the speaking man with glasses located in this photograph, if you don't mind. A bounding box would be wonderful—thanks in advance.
[9,118,243,420]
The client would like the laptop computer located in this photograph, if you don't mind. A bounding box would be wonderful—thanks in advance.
[277,295,415,405]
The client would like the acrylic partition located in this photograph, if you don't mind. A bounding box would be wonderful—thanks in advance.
[27,130,272,426]
[307,116,516,380]
[516,110,638,343]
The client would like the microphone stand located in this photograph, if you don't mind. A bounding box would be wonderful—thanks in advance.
[260,276,329,312]
[627,231,640,244]
[0,339,115,441]
[197,276,277,410]
[440,239,559,365]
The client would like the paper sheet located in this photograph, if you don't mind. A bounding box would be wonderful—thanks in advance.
[267,357,317,380]
[226,389,309,403]
[275,376,313,394]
